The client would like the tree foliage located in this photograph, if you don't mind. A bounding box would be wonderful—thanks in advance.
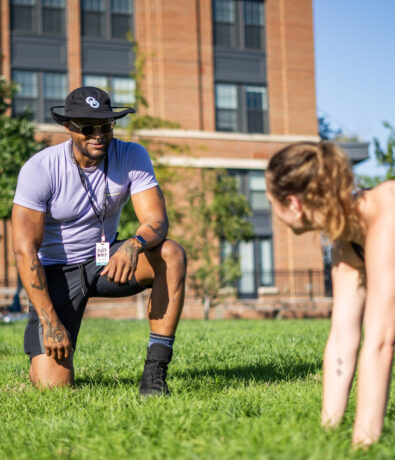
[356,121,395,188]
[0,77,47,219]
[318,115,342,140]
[178,169,253,318]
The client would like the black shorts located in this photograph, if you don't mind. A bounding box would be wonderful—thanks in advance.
[24,240,148,359]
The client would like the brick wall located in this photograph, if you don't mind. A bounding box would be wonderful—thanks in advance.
[266,0,317,135]
[67,0,82,91]
[135,0,215,130]
[0,0,11,80]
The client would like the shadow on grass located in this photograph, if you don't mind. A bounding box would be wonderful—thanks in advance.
[172,360,322,385]
[73,359,322,389]
[73,375,137,388]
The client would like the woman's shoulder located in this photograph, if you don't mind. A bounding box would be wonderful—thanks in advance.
[358,180,395,224]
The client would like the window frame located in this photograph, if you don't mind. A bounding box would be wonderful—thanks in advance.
[81,0,134,41]
[10,0,66,36]
[12,69,68,123]
[221,236,274,299]
[213,0,266,51]
[215,82,268,134]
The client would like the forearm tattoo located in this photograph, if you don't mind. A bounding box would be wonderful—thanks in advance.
[42,311,67,343]
[119,239,140,259]
[336,357,343,376]
[148,220,167,239]
[30,257,46,290]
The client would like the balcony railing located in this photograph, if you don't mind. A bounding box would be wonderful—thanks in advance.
[237,269,332,299]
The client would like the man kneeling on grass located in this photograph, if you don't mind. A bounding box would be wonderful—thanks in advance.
[11,86,187,395]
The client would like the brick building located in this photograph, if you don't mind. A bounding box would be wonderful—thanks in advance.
[0,0,368,316]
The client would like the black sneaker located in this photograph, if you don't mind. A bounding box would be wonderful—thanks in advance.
[139,343,173,396]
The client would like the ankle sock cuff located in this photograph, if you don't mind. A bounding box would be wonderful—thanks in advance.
[149,332,175,349]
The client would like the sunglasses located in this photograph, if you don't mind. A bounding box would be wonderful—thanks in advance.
[69,120,116,136]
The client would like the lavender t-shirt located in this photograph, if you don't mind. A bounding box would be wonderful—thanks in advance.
[13,138,158,264]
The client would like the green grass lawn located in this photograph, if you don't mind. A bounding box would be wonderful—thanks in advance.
[0,318,394,460]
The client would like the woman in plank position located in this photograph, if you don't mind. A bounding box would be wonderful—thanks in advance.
[266,141,394,447]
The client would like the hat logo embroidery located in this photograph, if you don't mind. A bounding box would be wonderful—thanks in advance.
[86,97,100,109]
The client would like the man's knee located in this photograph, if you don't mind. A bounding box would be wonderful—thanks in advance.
[30,354,74,388]
[161,240,187,277]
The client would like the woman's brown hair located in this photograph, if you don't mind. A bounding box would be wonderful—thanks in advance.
[266,141,359,240]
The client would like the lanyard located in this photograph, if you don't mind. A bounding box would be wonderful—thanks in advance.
[71,144,109,241]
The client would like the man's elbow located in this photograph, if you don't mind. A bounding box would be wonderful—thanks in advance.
[12,240,38,262]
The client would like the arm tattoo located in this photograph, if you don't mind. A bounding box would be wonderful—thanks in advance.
[336,357,343,376]
[41,311,66,343]
[148,221,167,239]
[119,239,140,259]
[30,257,46,290]
[155,186,165,203]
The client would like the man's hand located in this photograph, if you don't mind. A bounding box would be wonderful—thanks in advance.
[41,311,73,360]
[100,238,142,283]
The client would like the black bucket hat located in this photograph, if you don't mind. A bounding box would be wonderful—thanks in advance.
[50,86,135,124]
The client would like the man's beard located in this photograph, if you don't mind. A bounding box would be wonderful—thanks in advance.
[80,144,108,163]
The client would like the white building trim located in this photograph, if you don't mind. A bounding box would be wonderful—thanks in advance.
[136,129,320,143]
[36,124,320,143]
[158,156,268,169]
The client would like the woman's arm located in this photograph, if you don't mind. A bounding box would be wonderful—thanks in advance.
[321,241,366,427]
[352,191,395,447]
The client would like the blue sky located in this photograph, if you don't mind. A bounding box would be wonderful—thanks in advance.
[313,0,395,176]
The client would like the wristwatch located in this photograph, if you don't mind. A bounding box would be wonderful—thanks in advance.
[131,235,146,251]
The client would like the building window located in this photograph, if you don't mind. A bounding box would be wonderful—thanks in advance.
[215,83,268,134]
[215,83,238,132]
[81,0,134,40]
[42,0,66,34]
[259,238,273,286]
[11,0,66,35]
[222,237,273,298]
[43,72,68,123]
[222,169,273,298]
[213,0,236,47]
[12,70,68,122]
[244,0,265,50]
[83,75,109,92]
[229,169,270,213]
[12,71,38,120]
[111,0,134,39]
[81,0,106,38]
[246,86,267,134]
[213,0,265,50]
[248,170,270,212]
[11,0,36,33]
[83,75,135,126]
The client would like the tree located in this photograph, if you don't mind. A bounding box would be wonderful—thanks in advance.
[178,169,253,320]
[318,115,342,140]
[356,121,395,189]
[0,77,47,219]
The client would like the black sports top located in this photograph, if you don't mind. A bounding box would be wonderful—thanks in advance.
[350,241,365,262]
[349,188,370,262]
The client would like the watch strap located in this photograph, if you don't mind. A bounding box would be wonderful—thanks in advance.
[131,235,146,251]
